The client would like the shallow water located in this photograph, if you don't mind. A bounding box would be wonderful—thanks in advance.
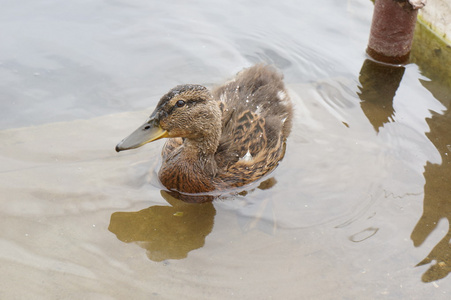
[1,0,451,299]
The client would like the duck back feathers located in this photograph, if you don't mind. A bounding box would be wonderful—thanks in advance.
[212,64,293,187]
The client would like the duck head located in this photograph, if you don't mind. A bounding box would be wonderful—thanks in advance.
[116,84,222,152]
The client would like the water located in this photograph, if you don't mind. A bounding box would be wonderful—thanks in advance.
[1,0,450,299]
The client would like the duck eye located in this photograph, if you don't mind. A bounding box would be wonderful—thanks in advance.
[175,100,185,107]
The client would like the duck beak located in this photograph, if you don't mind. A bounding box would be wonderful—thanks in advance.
[115,117,168,152]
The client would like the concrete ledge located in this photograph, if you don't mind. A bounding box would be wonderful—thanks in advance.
[418,0,451,44]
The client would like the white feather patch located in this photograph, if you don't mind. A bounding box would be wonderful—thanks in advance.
[239,149,253,162]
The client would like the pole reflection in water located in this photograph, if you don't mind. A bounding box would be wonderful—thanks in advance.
[109,191,215,262]
[357,58,405,132]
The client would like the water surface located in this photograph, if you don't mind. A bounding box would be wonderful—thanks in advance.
[1,0,451,299]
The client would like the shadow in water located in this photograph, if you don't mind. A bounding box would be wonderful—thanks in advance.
[109,190,216,262]
[358,53,451,282]
[409,27,451,282]
[357,59,405,132]
[410,87,451,282]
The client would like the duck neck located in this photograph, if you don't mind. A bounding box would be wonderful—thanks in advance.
[160,109,222,193]
[178,131,220,179]
[183,111,222,158]
[183,135,219,158]
[159,135,219,194]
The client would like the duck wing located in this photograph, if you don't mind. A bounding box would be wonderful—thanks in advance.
[212,65,293,181]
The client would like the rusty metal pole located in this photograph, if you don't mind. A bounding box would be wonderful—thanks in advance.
[367,0,426,64]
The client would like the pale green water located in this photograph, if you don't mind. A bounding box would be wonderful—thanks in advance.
[1,0,450,299]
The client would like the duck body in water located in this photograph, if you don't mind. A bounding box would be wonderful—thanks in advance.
[116,64,293,195]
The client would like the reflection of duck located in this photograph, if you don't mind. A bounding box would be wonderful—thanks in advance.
[109,191,216,261]
[116,65,293,195]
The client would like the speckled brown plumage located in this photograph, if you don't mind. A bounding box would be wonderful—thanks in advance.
[116,64,293,196]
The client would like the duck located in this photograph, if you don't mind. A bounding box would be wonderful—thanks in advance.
[116,64,293,196]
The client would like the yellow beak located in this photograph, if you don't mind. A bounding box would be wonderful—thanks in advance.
[116,118,168,152]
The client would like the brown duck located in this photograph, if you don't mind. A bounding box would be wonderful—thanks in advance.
[116,64,293,195]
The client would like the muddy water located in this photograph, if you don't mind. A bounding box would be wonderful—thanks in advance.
[1,0,450,299]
